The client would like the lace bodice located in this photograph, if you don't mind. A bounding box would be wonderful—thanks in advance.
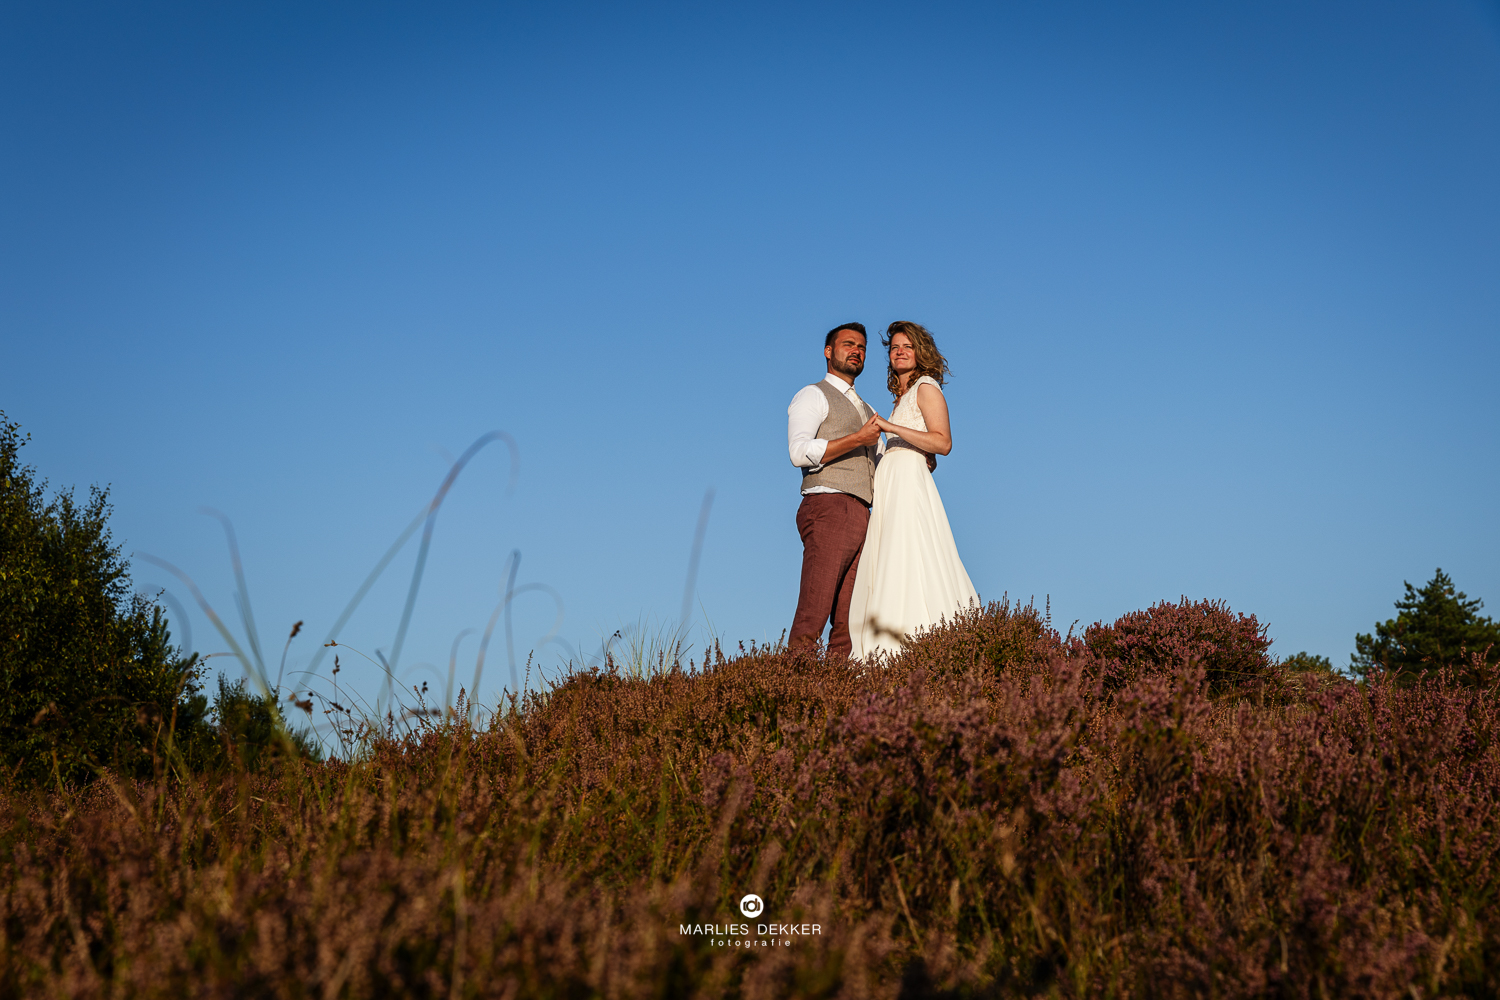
[886,376,940,453]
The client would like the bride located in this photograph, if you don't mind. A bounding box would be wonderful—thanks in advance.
[849,321,980,659]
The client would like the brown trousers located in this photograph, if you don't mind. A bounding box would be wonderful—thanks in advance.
[789,492,870,659]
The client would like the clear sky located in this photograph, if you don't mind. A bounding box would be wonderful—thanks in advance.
[3,1,1498,718]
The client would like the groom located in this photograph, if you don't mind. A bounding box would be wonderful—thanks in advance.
[786,322,884,658]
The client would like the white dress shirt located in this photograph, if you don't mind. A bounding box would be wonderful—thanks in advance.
[787,373,886,495]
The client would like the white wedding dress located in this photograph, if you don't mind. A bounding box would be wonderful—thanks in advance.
[849,376,980,659]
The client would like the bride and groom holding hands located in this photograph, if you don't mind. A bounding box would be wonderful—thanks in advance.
[787,320,979,660]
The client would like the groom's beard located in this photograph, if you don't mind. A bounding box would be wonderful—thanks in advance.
[832,356,865,379]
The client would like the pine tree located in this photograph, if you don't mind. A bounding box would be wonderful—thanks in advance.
[1352,568,1500,684]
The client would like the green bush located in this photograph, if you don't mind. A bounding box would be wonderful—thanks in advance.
[190,674,322,770]
[1280,651,1334,672]
[0,413,210,787]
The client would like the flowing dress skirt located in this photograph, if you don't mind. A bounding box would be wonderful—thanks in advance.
[848,445,980,659]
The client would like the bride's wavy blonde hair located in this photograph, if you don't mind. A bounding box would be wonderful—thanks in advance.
[882,321,951,399]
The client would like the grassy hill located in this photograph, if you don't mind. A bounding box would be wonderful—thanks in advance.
[3,599,1497,998]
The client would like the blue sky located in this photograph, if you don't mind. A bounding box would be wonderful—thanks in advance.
[3,1,1498,719]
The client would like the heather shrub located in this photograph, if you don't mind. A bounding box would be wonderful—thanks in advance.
[770,657,1114,993]
[1102,662,1500,995]
[900,597,1066,678]
[1085,597,1272,692]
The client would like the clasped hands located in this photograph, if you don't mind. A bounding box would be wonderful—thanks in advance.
[853,413,937,472]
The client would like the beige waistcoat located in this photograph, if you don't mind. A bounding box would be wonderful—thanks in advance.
[801,380,875,504]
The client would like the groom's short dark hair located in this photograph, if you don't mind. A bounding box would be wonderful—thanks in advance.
[825,322,867,348]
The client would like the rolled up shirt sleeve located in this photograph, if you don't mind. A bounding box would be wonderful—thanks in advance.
[787,385,830,469]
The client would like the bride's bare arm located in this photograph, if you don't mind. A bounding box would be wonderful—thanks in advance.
[873,383,952,456]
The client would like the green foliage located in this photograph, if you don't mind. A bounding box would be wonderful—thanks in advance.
[0,412,206,787]
[1281,651,1334,673]
[194,674,322,770]
[1353,568,1500,684]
